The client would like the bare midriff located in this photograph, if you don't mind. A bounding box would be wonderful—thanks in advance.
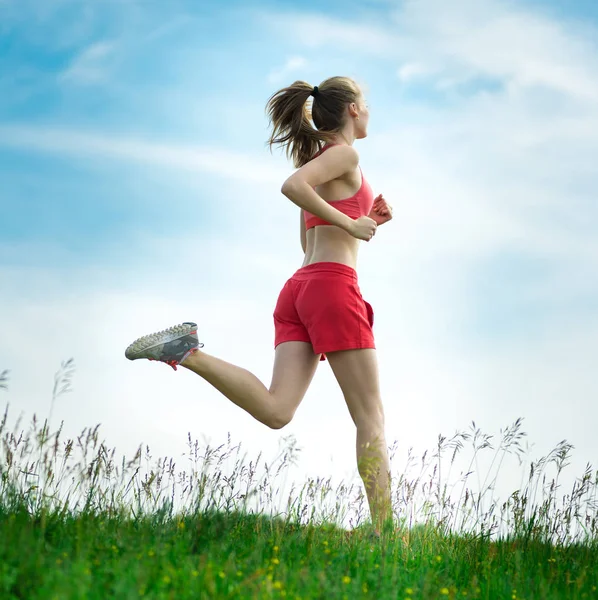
[302,226,360,269]
[301,164,367,270]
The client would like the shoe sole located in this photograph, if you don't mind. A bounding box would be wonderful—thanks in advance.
[125,322,197,360]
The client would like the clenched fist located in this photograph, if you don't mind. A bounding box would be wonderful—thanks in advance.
[368,194,393,226]
[348,215,378,241]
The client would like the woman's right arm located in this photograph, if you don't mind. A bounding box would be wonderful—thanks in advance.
[281,145,376,240]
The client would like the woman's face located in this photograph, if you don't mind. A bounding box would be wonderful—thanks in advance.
[354,92,370,139]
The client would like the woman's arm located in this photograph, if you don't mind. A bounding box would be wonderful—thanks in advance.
[282,145,378,242]
[281,145,358,234]
[300,209,306,253]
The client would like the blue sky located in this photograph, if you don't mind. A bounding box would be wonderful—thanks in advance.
[1,0,598,523]
[0,1,407,265]
[526,0,598,21]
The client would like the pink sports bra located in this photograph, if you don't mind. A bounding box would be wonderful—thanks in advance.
[303,144,375,231]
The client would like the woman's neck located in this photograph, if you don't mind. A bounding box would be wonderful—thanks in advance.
[333,126,356,147]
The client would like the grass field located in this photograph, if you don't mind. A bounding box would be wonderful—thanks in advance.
[2,504,597,599]
[1,365,597,599]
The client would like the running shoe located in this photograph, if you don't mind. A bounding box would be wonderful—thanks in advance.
[124,322,203,370]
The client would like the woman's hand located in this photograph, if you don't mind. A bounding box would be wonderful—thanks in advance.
[348,215,378,241]
[368,194,394,226]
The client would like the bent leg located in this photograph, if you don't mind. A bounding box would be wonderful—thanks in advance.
[181,341,320,429]
[326,348,392,532]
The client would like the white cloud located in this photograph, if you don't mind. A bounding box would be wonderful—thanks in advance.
[260,11,398,55]
[268,56,308,84]
[144,15,193,43]
[268,0,598,102]
[393,0,598,102]
[0,125,288,184]
[59,41,116,84]
[397,62,430,82]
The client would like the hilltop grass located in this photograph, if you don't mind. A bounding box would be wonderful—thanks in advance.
[1,503,597,599]
[1,363,597,599]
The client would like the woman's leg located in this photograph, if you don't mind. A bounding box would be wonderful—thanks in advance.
[181,341,320,429]
[325,348,392,533]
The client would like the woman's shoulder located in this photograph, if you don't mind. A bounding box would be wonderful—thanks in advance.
[313,143,359,165]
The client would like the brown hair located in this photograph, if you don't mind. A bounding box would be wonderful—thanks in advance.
[266,76,361,168]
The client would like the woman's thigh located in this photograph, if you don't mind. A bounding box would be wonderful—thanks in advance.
[326,348,384,427]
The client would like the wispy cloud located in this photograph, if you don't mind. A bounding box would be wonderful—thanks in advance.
[397,62,430,82]
[0,125,287,184]
[267,56,308,84]
[144,15,194,43]
[59,41,116,85]
[260,11,397,55]
[395,0,598,102]
[266,0,598,102]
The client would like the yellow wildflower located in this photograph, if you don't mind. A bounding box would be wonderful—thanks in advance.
[441,588,449,595]
[342,576,351,584]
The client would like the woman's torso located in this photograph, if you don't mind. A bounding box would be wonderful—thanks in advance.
[302,150,372,270]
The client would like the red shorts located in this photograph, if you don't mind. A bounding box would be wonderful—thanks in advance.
[273,262,375,360]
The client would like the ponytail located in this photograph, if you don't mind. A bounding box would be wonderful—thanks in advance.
[266,80,335,168]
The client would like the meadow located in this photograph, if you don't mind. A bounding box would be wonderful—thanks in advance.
[1,362,597,599]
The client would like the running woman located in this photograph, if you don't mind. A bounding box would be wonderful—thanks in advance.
[125,76,395,536]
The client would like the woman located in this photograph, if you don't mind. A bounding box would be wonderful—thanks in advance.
[125,76,394,537]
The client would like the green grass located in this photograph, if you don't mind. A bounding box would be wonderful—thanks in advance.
[1,363,597,599]
[1,505,597,599]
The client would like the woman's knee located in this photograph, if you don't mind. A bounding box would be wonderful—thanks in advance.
[263,409,294,430]
[352,399,385,430]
